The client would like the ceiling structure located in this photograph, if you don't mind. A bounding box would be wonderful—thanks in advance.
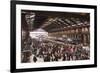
[21,10,90,32]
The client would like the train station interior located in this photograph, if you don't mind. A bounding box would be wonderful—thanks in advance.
[21,10,90,63]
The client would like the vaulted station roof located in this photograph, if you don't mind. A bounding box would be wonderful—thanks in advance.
[21,10,90,32]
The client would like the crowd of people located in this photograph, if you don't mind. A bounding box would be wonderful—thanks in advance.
[21,36,90,63]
